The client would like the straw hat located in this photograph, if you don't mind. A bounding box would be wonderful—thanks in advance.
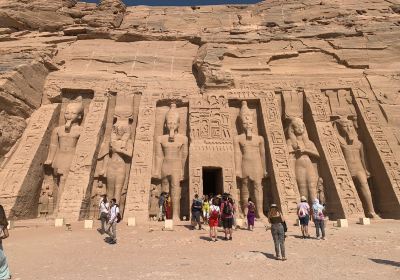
[300,196,307,202]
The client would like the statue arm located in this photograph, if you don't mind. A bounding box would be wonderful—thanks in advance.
[234,136,242,178]
[152,137,163,179]
[304,141,320,159]
[45,128,58,165]
[181,137,189,180]
[360,142,371,177]
[259,136,267,177]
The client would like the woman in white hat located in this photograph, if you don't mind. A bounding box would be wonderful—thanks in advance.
[297,196,310,238]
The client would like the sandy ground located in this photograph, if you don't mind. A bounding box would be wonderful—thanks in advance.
[3,218,400,280]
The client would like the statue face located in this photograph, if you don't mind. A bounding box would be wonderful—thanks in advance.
[338,120,357,140]
[242,116,253,132]
[166,118,178,133]
[64,103,83,132]
[292,119,305,135]
[64,105,82,122]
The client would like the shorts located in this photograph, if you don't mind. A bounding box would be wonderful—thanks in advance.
[222,217,233,229]
[192,211,201,223]
[299,214,310,225]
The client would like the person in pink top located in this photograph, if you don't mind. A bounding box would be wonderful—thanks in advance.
[297,196,310,239]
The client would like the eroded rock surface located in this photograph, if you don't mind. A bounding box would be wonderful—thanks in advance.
[0,0,399,220]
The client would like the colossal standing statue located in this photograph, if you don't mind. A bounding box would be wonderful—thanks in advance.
[234,101,267,218]
[152,103,188,220]
[286,117,320,203]
[334,117,378,218]
[44,97,84,209]
[99,120,133,205]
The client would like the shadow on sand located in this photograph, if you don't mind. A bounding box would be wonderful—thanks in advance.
[370,258,400,268]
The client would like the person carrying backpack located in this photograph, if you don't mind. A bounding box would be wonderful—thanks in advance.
[106,198,120,245]
[297,196,310,239]
[312,199,326,240]
[208,197,220,242]
[191,194,203,230]
[220,195,234,240]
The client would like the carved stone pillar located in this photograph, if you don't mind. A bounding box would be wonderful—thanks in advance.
[125,96,157,223]
[305,90,364,219]
[57,95,109,221]
[0,104,60,218]
[353,93,400,218]
[259,91,299,216]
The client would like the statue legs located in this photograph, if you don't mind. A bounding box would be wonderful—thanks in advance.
[254,180,264,218]
[306,170,318,203]
[161,177,170,193]
[240,178,250,215]
[56,174,67,212]
[161,175,182,220]
[353,172,377,218]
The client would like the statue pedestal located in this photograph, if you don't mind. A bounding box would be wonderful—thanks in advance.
[54,218,64,227]
[127,217,136,227]
[163,219,173,231]
[359,218,370,225]
[7,220,14,230]
[84,220,93,229]
[235,218,245,229]
[337,219,348,228]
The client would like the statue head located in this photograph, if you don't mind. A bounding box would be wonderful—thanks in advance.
[290,117,305,136]
[335,117,357,143]
[64,96,84,132]
[111,119,131,148]
[165,103,180,141]
[239,101,254,138]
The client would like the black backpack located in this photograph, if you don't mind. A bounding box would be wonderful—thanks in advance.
[223,202,232,215]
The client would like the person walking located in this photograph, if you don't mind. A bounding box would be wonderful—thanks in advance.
[191,194,203,229]
[220,195,234,240]
[158,192,165,221]
[97,195,109,234]
[0,205,11,279]
[202,195,210,225]
[106,198,120,245]
[246,198,256,231]
[312,199,326,240]
[208,198,220,242]
[297,196,310,239]
[268,204,286,261]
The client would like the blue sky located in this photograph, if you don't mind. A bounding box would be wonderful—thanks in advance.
[84,0,261,6]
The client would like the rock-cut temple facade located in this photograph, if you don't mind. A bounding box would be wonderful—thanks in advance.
[0,0,399,223]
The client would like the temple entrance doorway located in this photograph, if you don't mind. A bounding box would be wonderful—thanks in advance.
[202,167,223,197]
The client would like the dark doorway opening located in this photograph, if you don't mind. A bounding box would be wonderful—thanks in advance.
[202,167,223,197]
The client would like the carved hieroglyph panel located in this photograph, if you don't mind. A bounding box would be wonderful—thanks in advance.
[259,91,298,215]
[189,95,237,202]
[57,95,109,221]
[125,96,157,222]
[306,89,363,218]
[0,104,60,218]
[354,97,400,210]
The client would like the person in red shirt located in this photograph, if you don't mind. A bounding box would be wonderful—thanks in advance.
[220,194,234,241]
[208,197,220,242]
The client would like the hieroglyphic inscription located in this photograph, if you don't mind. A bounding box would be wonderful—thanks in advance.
[57,96,108,220]
[125,97,157,222]
[306,90,363,218]
[259,91,298,215]
[189,95,236,202]
[354,98,400,201]
[0,104,60,218]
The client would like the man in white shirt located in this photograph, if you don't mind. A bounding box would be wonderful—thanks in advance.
[106,198,119,244]
[97,195,109,234]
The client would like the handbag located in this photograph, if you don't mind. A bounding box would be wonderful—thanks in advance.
[281,221,288,232]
